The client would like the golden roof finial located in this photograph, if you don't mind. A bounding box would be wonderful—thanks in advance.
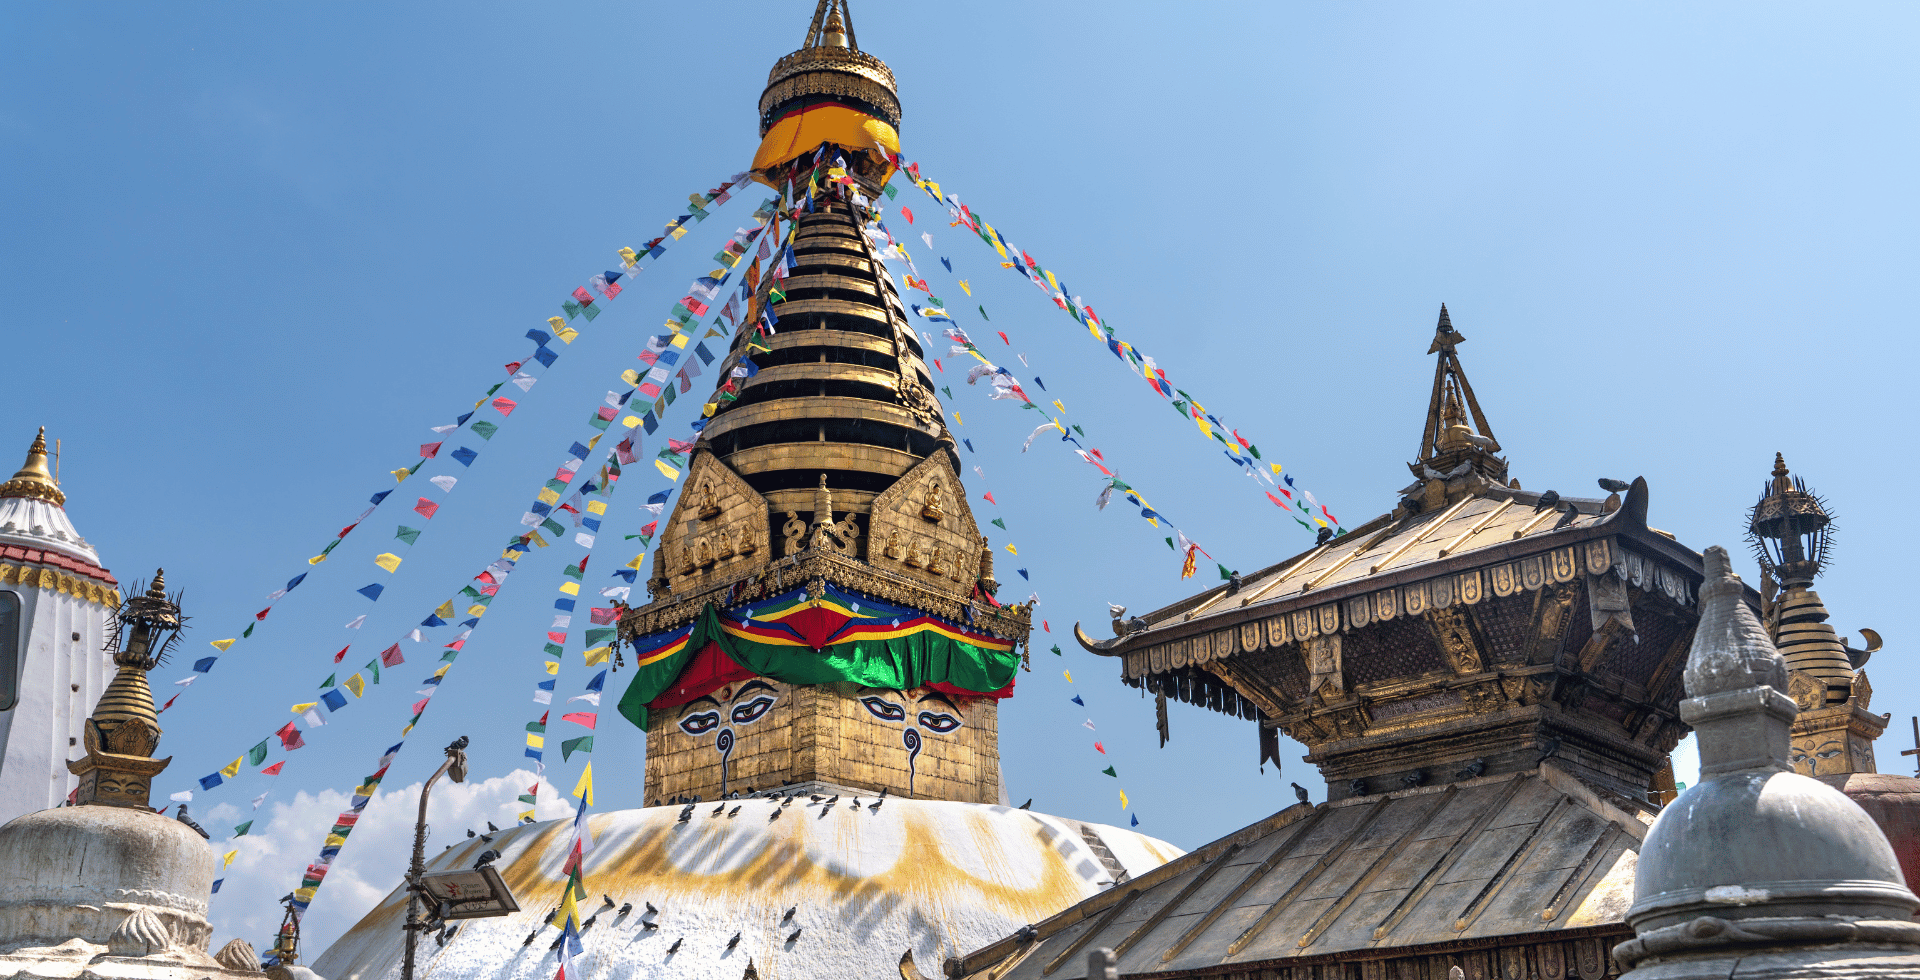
[1413,305,1503,478]
[71,569,180,808]
[1,427,65,506]
[1772,452,1791,493]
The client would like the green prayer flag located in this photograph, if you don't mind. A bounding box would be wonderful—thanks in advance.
[241,622,254,638]
[564,563,584,580]
[1219,565,1235,581]
[941,387,952,398]
[1101,766,1117,777]
[1247,444,1261,459]
[320,674,335,688]
[319,539,341,558]
[769,287,787,303]
[247,739,269,766]
[395,526,421,545]
[883,183,898,199]
[544,643,564,657]
[1072,425,1085,437]
[365,660,380,684]
[1171,400,1187,415]
[526,721,546,733]
[588,413,611,431]
[1165,537,1175,551]
[441,650,459,662]
[471,420,498,440]
[518,794,537,805]
[991,518,1006,530]
[562,301,582,319]
[561,736,595,761]
[1050,644,1062,656]
[580,303,600,322]
[978,305,989,321]
[662,385,677,406]
[234,820,253,837]
[540,519,566,536]
[487,382,504,396]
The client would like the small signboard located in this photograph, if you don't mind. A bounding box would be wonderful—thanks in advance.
[418,865,520,919]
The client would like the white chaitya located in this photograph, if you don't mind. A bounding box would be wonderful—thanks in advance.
[0,428,119,824]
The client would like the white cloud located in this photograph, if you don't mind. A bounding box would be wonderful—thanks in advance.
[204,768,576,960]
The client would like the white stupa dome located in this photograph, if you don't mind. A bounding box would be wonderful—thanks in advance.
[314,798,1180,980]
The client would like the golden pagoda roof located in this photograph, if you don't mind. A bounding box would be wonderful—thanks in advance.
[954,764,1645,980]
[0,427,64,506]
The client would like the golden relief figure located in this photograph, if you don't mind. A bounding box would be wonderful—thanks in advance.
[921,480,944,523]
[883,530,903,561]
[697,479,722,520]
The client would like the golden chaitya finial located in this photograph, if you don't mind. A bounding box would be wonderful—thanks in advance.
[1,426,66,506]
[71,569,186,808]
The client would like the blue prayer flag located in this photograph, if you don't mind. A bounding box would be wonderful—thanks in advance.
[357,583,384,601]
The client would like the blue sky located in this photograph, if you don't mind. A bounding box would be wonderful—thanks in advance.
[6,0,1920,955]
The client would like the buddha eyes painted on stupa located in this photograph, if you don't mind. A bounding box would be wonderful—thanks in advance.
[860,695,907,722]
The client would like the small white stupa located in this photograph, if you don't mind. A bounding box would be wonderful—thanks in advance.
[0,573,266,980]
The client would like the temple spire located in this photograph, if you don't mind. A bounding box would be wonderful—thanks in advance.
[1407,305,1509,491]
[802,0,859,51]
[1,427,64,506]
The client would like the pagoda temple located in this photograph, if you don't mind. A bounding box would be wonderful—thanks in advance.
[961,308,1713,979]
[311,6,1180,980]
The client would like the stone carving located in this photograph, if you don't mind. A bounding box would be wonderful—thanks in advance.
[696,479,722,520]
[215,938,263,973]
[1426,606,1483,674]
[107,906,172,956]
[783,511,809,556]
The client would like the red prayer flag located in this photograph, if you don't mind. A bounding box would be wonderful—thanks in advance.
[547,632,568,644]
[255,607,271,621]
[412,698,431,715]
[1266,492,1287,508]
[589,607,620,625]
[504,360,523,374]
[414,498,440,519]
[1095,742,1105,754]
[596,406,616,421]
[997,332,1009,345]
[338,522,359,538]
[159,693,179,712]
[492,397,517,416]
[933,359,942,373]
[421,442,442,458]
[261,761,285,775]
[562,712,598,729]
[901,206,913,223]
[333,645,350,663]
[572,287,595,305]
[1043,620,1050,632]
[982,492,996,505]
[639,520,658,536]
[380,644,405,667]
[538,712,549,725]
[276,722,304,750]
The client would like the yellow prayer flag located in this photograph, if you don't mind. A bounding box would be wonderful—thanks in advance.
[1271,464,1283,475]
[468,604,489,618]
[621,369,640,385]
[548,316,567,331]
[669,225,689,240]
[1006,544,1017,555]
[655,460,682,481]
[981,221,1009,259]
[221,757,243,778]
[558,581,580,596]
[374,553,403,573]
[1053,400,1066,414]
[536,488,561,505]
[503,548,525,562]
[391,468,410,483]
[926,180,942,200]
[587,433,602,449]
[435,600,456,620]
[344,674,366,697]
[1119,790,1129,809]
[625,555,644,570]
[223,850,238,868]
[1045,270,1059,291]
[527,734,544,748]
[291,702,317,715]
[617,248,636,265]
[519,808,535,822]
[702,403,717,417]
[586,500,607,515]
[308,554,328,565]
[622,415,642,428]
[556,326,579,344]
[572,762,595,805]
[953,413,963,425]
[294,887,317,903]
[959,279,971,296]
[670,333,689,349]
[527,530,549,547]
[432,664,450,677]
[1064,670,1073,683]
[584,646,611,666]
[210,639,236,652]
[325,833,347,847]
[544,660,559,675]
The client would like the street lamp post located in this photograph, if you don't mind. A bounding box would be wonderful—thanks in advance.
[401,736,468,980]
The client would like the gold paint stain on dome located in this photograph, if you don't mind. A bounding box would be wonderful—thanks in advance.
[1,427,65,506]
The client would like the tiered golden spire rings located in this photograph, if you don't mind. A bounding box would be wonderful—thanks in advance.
[1,427,65,506]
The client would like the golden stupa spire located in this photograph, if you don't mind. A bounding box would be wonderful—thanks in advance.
[70,570,180,808]
[1,427,65,506]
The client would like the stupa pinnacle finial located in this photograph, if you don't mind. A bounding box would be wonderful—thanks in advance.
[1409,306,1507,490]
[70,571,184,808]
[1,426,65,506]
